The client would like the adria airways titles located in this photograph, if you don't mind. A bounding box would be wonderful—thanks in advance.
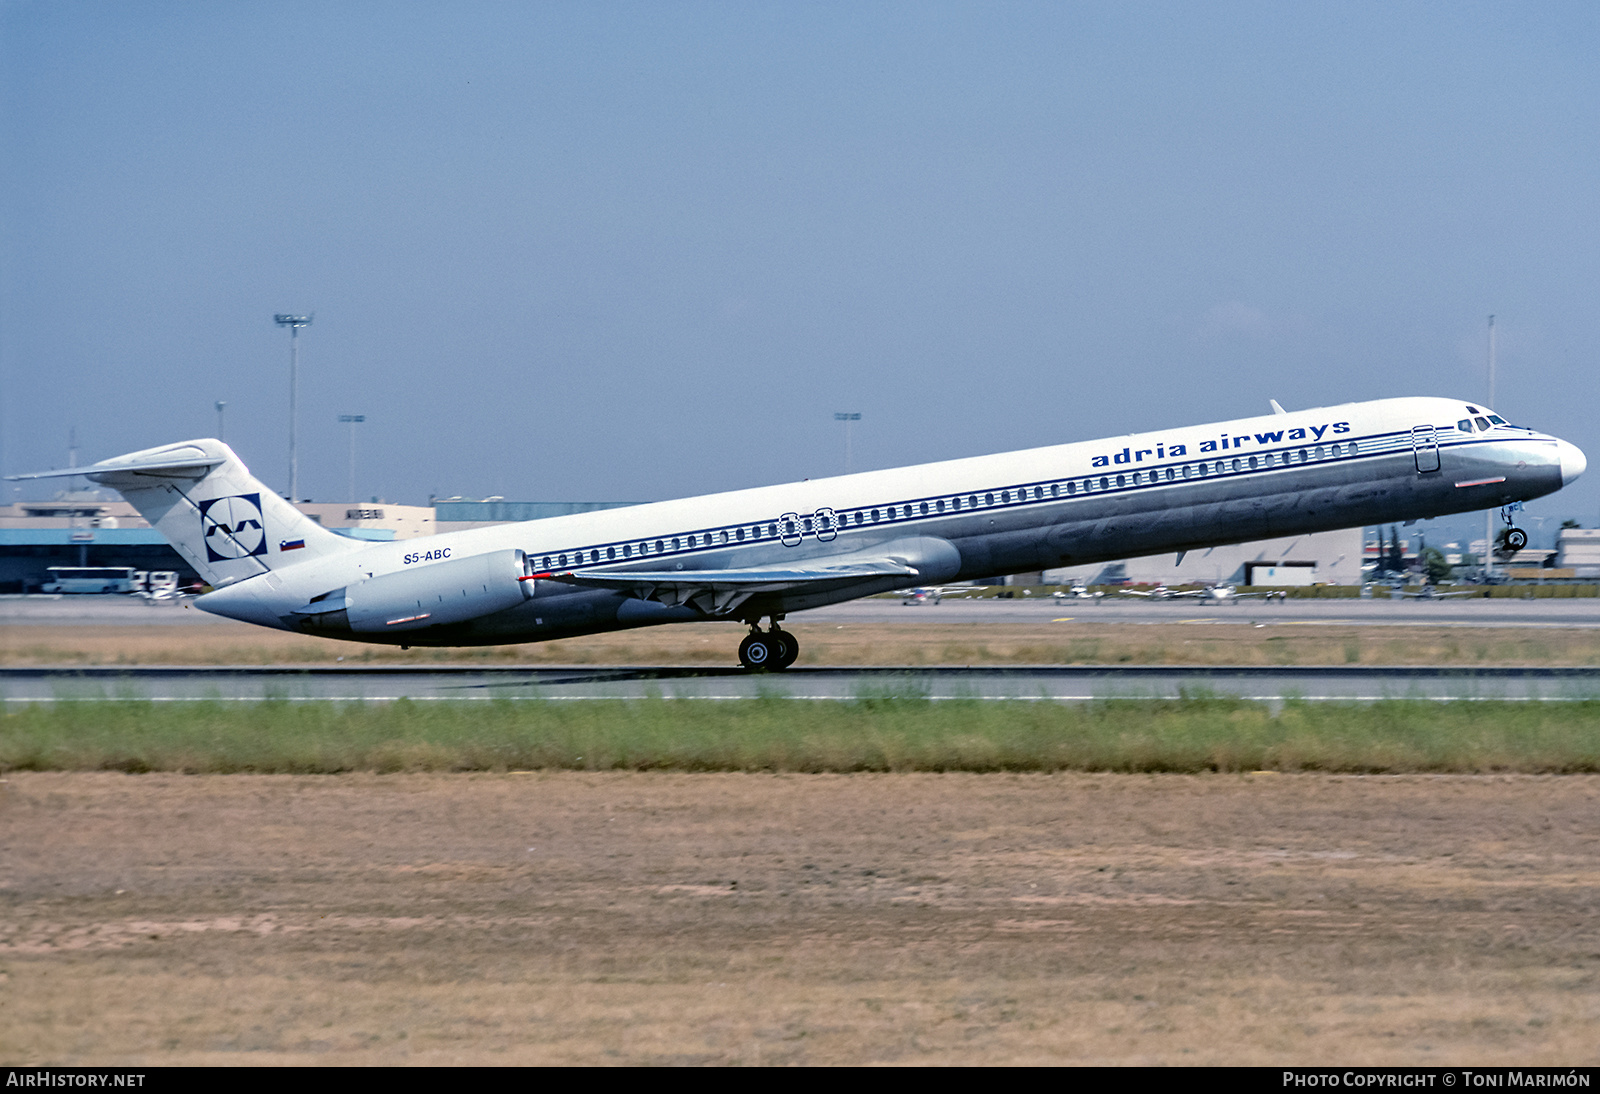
[14,397,1584,670]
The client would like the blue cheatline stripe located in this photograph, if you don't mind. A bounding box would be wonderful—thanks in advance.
[525,429,1532,573]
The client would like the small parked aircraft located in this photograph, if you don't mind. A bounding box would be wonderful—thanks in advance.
[1385,584,1481,601]
[1185,583,1288,604]
[1118,582,1286,604]
[1116,583,1180,600]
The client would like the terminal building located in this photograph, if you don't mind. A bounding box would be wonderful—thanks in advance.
[1041,527,1363,588]
[1555,528,1600,579]
[432,498,638,535]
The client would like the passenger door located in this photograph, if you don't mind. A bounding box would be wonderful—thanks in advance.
[1411,425,1441,473]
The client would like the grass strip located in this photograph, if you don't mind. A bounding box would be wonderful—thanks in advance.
[3,694,1600,774]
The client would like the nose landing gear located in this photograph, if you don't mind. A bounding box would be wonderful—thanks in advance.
[1497,505,1528,558]
[737,618,800,671]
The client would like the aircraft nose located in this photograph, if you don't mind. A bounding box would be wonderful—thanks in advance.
[1558,438,1587,486]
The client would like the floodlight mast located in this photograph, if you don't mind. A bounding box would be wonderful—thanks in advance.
[338,414,365,503]
[834,412,861,474]
[275,314,312,502]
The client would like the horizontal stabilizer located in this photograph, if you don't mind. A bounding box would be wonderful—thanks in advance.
[7,439,358,590]
[7,445,223,482]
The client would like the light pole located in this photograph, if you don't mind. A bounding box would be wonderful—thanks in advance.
[215,401,227,442]
[275,314,312,501]
[834,412,860,474]
[338,414,365,502]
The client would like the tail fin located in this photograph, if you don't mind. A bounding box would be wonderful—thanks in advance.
[8,439,360,588]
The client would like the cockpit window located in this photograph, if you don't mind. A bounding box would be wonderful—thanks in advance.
[1488,415,1506,426]
[1458,419,1473,433]
[1474,416,1491,431]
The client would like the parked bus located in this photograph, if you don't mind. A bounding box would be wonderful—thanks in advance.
[40,567,140,594]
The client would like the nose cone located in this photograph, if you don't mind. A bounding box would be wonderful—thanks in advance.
[1558,438,1587,486]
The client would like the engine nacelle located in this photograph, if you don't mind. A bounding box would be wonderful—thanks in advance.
[293,548,532,634]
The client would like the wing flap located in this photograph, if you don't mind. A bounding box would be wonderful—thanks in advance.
[534,538,964,618]
[538,559,916,593]
[539,559,919,615]
[533,536,961,617]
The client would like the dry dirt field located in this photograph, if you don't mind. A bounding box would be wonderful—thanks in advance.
[2,771,1597,1065]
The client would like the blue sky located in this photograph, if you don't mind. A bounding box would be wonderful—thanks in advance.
[4,1,1597,522]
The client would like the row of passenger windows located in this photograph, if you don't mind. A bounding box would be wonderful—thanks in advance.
[533,442,1362,570]
[1070,441,1359,494]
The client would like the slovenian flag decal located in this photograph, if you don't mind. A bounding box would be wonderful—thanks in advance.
[279,539,306,551]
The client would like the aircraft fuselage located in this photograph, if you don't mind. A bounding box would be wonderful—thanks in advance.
[194,396,1583,647]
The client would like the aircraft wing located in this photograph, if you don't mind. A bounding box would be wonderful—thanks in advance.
[535,558,921,616]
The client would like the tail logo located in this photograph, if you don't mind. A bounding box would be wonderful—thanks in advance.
[199,494,267,561]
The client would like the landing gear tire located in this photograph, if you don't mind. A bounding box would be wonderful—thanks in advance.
[1504,527,1528,553]
[738,632,776,671]
[739,626,800,672]
[770,629,799,670]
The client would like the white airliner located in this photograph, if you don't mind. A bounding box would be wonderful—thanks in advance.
[11,397,1584,670]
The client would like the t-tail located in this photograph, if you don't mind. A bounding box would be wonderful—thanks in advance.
[7,439,359,588]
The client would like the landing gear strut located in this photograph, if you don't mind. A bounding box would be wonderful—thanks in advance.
[738,617,800,672]
[1497,505,1528,557]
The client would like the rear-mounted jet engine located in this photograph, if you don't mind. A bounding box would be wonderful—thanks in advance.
[291,548,532,634]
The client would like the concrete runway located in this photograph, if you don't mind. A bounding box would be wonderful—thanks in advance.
[6,591,1600,629]
[7,663,1600,702]
[820,594,1600,628]
[8,593,1600,702]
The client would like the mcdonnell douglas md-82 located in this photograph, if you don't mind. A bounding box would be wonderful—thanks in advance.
[12,397,1585,670]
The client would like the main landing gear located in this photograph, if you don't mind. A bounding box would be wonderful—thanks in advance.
[738,618,800,672]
